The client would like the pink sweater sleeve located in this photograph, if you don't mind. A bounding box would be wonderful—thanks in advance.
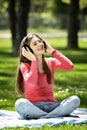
[20,61,38,86]
[51,50,74,71]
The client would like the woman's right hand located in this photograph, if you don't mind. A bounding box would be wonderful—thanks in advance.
[22,47,36,61]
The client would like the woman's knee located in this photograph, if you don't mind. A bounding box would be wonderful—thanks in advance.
[61,95,80,108]
[15,98,30,114]
[70,95,80,107]
[57,95,80,116]
[15,98,29,108]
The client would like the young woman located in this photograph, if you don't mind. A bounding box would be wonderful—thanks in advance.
[15,34,80,119]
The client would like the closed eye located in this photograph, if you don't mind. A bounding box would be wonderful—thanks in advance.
[38,40,42,43]
[33,42,37,46]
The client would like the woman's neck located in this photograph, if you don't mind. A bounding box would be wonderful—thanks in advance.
[36,55,44,73]
[36,55,42,63]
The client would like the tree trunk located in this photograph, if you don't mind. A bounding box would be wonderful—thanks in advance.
[17,0,30,42]
[7,0,30,56]
[67,0,80,49]
[7,0,18,56]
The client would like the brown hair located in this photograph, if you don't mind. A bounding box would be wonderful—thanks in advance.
[16,34,51,95]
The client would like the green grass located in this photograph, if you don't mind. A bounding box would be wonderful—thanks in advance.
[0,37,87,130]
[1,125,87,130]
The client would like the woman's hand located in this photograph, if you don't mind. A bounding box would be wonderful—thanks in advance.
[22,47,36,61]
[45,42,55,54]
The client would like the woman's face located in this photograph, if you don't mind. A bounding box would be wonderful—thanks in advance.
[29,36,45,55]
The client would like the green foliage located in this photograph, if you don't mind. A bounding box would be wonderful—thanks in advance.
[29,12,68,29]
[0,0,8,14]
[62,0,87,10]
[52,0,68,15]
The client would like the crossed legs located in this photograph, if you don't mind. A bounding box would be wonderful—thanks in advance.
[40,95,80,118]
[15,98,47,119]
[15,95,80,119]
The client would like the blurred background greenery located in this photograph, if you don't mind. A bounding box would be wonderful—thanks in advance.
[0,0,87,55]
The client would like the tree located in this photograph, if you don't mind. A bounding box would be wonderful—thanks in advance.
[7,0,30,56]
[17,0,30,42]
[53,0,87,49]
[7,0,49,56]
[67,0,79,48]
[62,0,87,48]
[7,0,17,55]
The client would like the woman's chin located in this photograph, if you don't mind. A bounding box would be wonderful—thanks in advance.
[36,51,45,56]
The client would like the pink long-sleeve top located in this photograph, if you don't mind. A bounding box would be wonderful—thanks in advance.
[20,50,73,103]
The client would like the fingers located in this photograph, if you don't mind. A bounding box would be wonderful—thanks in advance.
[22,47,29,55]
[26,47,30,51]
[22,47,36,61]
[22,47,25,55]
[45,42,54,54]
[22,47,28,52]
[22,47,29,57]
[22,47,29,60]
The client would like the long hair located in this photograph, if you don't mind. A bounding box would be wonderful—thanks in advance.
[16,34,51,95]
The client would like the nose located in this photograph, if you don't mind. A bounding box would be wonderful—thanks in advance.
[37,41,44,50]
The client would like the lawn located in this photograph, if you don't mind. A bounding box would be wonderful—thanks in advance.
[0,37,87,130]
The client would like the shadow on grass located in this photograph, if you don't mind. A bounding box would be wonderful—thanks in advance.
[56,48,87,63]
[0,51,13,57]
[0,47,87,63]
[79,94,87,107]
[46,47,87,63]
[0,72,13,77]
[0,47,13,57]
[75,68,87,72]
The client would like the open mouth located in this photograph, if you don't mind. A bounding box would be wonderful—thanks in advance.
[38,48,43,51]
[37,46,44,51]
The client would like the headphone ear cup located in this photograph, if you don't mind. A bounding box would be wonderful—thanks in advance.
[43,41,47,50]
[29,47,34,54]
[23,44,34,54]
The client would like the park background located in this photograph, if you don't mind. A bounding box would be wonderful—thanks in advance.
[0,0,87,130]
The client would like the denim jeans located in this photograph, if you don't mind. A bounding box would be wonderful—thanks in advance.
[15,95,80,119]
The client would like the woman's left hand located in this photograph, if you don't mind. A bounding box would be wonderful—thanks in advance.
[45,42,54,54]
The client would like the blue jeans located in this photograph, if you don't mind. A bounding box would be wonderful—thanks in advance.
[15,95,80,119]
